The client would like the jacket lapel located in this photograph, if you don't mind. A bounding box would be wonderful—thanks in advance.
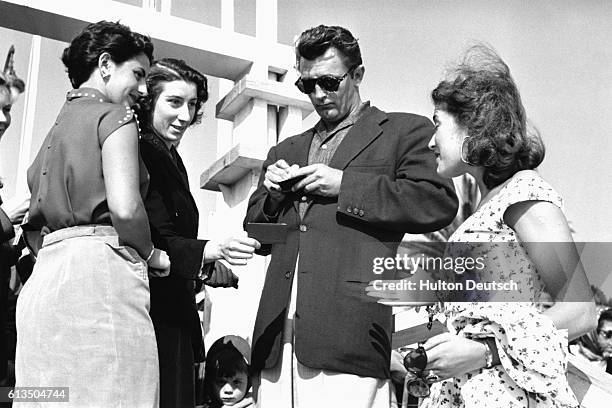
[287,128,315,168]
[298,107,386,219]
[328,106,387,170]
[143,133,191,191]
[172,150,191,191]
[285,129,314,214]
[285,107,387,217]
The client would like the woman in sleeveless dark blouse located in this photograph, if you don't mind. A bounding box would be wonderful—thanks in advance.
[15,21,169,407]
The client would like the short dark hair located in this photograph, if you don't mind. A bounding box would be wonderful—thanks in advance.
[204,344,250,404]
[209,348,249,379]
[135,58,208,129]
[599,308,612,331]
[431,44,544,189]
[61,20,154,88]
[295,25,362,70]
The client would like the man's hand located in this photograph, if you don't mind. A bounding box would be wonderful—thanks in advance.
[291,163,343,197]
[205,261,239,288]
[204,236,261,266]
[263,159,294,193]
[262,159,301,216]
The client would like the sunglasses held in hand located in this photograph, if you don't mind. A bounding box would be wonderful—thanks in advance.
[399,344,440,398]
[294,67,355,94]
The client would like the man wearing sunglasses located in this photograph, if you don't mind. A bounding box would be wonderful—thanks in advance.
[244,25,458,407]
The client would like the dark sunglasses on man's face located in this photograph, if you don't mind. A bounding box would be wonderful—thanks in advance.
[294,67,354,94]
[599,329,612,339]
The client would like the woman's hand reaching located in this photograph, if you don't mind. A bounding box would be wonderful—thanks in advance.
[422,333,487,381]
[204,236,261,266]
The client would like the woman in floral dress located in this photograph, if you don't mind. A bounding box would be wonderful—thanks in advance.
[421,45,596,408]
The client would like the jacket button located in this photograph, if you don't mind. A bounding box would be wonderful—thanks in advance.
[359,210,364,217]
[284,271,292,279]
[299,224,307,232]
[347,207,352,213]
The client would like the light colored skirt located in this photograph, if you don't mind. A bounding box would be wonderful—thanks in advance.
[15,225,159,407]
[255,255,392,408]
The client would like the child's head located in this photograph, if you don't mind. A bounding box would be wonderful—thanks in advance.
[205,336,251,407]
[211,354,249,406]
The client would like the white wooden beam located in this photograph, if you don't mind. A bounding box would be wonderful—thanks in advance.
[220,0,234,33]
[200,144,263,191]
[256,0,277,44]
[15,34,40,196]
[160,0,171,15]
[0,0,295,80]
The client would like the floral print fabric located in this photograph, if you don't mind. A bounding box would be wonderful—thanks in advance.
[420,170,578,408]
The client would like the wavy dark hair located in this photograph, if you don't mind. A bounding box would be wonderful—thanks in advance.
[61,20,154,88]
[295,25,362,70]
[432,44,544,189]
[134,58,208,130]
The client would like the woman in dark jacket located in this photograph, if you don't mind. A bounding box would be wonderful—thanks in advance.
[137,58,259,408]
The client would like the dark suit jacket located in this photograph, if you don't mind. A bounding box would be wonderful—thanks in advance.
[244,106,458,379]
[140,133,210,361]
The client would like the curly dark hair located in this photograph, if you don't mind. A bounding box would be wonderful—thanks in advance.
[134,58,208,129]
[295,25,362,70]
[61,20,154,88]
[432,44,544,189]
